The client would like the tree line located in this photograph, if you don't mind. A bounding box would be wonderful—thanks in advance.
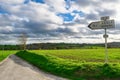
[0,43,105,50]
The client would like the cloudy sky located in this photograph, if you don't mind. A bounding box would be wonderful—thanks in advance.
[0,0,120,44]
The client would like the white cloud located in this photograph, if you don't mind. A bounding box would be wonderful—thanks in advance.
[0,0,25,4]
[44,0,67,12]
[0,0,120,44]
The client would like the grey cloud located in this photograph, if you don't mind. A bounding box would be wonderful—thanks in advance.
[0,0,119,44]
[108,30,120,34]
[71,36,83,39]
[56,27,77,35]
[107,23,120,34]
[63,18,88,27]
[84,36,101,39]
[75,0,118,7]
[101,0,119,3]
[78,26,103,35]
[0,14,12,26]
[68,36,101,40]
[74,1,117,21]
[74,18,88,24]
[75,0,95,7]
[84,9,116,22]
[115,23,120,30]
[63,22,75,26]
[97,9,116,17]
[85,13,99,20]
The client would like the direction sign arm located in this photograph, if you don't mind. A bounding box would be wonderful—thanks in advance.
[88,23,92,29]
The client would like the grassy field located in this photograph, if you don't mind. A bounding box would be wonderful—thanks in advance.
[1,49,120,80]
[0,50,18,62]
[15,48,120,80]
[30,49,120,63]
[1,49,120,63]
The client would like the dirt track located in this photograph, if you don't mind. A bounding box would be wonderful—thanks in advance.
[0,55,67,80]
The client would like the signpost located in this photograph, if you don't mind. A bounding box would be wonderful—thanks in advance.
[88,16,115,63]
[88,20,115,30]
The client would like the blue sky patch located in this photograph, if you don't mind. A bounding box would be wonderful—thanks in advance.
[72,10,85,17]
[65,0,71,10]
[57,13,75,22]
[31,0,45,4]
[0,10,7,14]
[57,10,85,22]
[65,0,77,10]
[71,0,77,1]
[24,0,30,4]
[0,6,8,14]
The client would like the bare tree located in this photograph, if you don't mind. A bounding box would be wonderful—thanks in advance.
[19,33,27,50]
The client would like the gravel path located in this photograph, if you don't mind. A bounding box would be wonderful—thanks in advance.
[0,55,68,80]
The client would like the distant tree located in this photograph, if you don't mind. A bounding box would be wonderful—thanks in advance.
[19,33,27,50]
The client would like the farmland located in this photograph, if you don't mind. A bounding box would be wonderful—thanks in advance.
[1,49,120,80]
[15,48,120,80]
[30,48,120,63]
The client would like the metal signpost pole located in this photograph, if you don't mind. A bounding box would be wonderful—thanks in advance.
[88,16,115,63]
[104,28,108,63]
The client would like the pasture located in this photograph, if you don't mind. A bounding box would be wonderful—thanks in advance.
[1,49,120,80]
[30,48,120,63]
[15,48,120,80]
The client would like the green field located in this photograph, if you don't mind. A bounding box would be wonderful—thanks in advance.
[1,49,120,63]
[30,49,120,63]
[0,50,18,62]
[1,49,120,80]
[15,49,120,80]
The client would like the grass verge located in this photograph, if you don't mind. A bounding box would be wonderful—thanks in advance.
[16,51,120,80]
[0,50,18,62]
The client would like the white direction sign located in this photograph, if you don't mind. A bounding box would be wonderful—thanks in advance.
[88,16,115,63]
[88,20,115,30]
